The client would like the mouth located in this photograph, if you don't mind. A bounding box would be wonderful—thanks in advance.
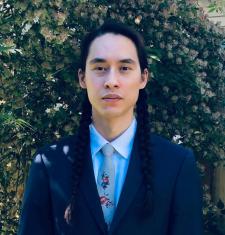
[102,94,122,99]
[102,94,122,102]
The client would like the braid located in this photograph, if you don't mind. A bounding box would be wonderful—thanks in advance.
[136,89,153,217]
[64,90,152,222]
[64,93,92,224]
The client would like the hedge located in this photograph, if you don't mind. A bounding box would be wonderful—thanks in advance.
[0,0,225,234]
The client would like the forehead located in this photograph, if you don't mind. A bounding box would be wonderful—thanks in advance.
[86,33,139,63]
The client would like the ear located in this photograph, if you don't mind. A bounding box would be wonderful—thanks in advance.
[78,69,86,89]
[139,68,149,89]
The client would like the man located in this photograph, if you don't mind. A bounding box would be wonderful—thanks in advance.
[18,21,203,235]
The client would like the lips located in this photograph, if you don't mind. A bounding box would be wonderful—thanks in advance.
[102,94,122,99]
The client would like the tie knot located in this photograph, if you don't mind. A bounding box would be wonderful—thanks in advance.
[102,143,114,158]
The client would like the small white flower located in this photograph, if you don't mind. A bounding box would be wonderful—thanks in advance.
[8,48,22,54]
[22,23,32,35]
[135,16,142,25]
[53,103,63,111]
[0,100,6,105]
[172,135,183,144]
[45,108,51,114]
[33,16,39,23]
[63,104,69,110]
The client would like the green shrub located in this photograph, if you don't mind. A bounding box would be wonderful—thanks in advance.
[0,0,224,234]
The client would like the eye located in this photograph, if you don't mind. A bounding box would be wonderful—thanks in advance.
[120,66,131,72]
[94,66,107,71]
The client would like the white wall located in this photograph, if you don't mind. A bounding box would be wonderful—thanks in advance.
[198,0,225,28]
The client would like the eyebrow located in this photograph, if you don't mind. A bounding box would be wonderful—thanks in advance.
[89,58,136,65]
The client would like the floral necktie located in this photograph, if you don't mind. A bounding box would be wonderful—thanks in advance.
[97,143,115,229]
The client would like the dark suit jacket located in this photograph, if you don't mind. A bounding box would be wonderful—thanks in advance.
[18,133,203,235]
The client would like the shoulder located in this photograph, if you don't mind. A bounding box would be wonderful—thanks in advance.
[150,133,195,168]
[150,134,192,155]
[32,135,76,168]
[149,134,199,190]
[39,135,76,154]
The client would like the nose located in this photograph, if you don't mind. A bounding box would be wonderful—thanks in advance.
[104,69,119,89]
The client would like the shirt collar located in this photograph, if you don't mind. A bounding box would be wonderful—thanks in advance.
[89,118,137,159]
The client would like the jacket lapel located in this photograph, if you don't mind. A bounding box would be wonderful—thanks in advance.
[79,133,143,234]
[109,134,143,234]
[80,146,107,233]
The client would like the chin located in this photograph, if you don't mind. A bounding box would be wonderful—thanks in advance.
[101,111,123,119]
[92,105,134,120]
[101,108,133,120]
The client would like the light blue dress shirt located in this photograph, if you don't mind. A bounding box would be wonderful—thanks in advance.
[89,118,137,206]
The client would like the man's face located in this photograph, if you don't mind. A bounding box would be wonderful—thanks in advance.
[79,33,148,121]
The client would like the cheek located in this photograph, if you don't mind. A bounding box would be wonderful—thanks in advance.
[121,78,141,92]
[85,81,102,102]
[85,76,101,92]
[126,81,141,100]
[121,82,140,100]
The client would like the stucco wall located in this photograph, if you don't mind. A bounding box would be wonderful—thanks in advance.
[198,0,225,28]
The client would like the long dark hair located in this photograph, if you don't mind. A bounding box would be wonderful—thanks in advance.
[64,20,153,223]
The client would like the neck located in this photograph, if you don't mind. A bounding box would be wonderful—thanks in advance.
[92,112,134,142]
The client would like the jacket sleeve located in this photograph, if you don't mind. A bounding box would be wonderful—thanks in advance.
[18,153,54,235]
[168,150,203,235]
